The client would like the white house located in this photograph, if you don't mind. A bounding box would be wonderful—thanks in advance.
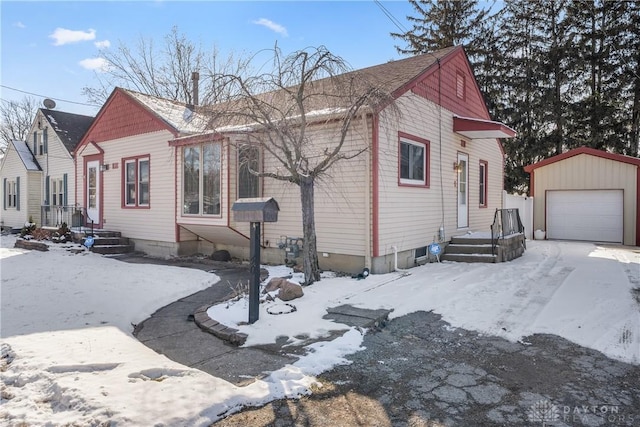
[1,108,93,229]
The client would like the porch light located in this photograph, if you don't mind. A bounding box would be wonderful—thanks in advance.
[453,161,462,172]
[100,164,109,172]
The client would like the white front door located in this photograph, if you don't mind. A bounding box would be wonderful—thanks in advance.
[86,160,100,225]
[457,153,469,228]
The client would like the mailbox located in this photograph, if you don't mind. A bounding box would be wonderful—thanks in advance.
[232,197,279,223]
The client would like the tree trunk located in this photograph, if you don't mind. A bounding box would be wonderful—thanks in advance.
[299,176,321,286]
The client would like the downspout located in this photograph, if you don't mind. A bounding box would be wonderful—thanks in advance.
[362,113,371,270]
[391,245,410,273]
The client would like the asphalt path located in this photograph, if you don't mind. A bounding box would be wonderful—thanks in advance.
[216,311,640,427]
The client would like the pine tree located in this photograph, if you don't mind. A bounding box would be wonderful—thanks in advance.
[391,0,490,59]
[497,0,550,192]
[564,0,629,152]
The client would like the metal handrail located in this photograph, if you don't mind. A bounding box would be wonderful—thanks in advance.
[41,205,86,228]
[491,208,525,255]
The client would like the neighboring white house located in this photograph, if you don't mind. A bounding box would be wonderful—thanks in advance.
[0,140,41,229]
[1,108,93,229]
[73,46,515,273]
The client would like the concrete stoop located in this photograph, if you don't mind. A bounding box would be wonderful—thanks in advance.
[323,305,393,330]
[72,230,135,255]
[194,303,393,347]
[442,233,525,263]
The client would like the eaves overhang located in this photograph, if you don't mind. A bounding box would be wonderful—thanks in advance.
[453,116,516,139]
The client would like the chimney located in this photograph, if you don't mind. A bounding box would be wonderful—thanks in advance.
[191,71,200,106]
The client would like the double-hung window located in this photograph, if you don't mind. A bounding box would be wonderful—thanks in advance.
[183,142,221,215]
[6,180,16,208]
[238,144,260,199]
[51,179,62,206]
[123,156,150,208]
[399,133,429,187]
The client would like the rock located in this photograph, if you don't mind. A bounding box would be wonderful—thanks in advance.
[263,277,304,301]
[264,277,289,293]
[211,249,231,262]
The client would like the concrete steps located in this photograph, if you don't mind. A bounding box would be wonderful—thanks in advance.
[73,230,134,255]
[442,235,497,263]
[441,233,525,263]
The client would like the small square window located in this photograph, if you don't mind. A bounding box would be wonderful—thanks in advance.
[399,133,429,187]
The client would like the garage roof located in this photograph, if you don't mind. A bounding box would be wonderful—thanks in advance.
[524,147,640,173]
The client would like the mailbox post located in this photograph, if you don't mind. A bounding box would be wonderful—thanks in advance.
[231,197,279,324]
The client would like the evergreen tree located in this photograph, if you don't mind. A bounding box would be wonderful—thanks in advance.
[497,0,550,193]
[618,1,640,157]
[391,0,490,59]
[564,0,629,152]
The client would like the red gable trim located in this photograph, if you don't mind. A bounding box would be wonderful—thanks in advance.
[74,88,179,155]
[524,147,640,173]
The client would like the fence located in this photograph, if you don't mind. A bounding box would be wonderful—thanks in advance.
[41,206,85,228]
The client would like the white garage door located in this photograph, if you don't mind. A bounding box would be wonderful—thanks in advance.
[547,190,623,243]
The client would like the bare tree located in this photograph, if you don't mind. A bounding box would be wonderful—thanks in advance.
[82,26,251,105]
[211,46,397,285]
[0,96,38,155]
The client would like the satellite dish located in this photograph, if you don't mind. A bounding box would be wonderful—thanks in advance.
[43,98,56,109]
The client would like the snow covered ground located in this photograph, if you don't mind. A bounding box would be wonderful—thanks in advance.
[1,234,638,426]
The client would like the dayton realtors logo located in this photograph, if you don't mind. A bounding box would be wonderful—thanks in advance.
[528,400,560,425]
[528,400,635,425]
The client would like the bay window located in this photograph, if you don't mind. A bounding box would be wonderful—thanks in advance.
[183,142,221,215]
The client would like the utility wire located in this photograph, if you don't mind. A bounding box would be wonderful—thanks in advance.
[374,0,409,34]
[0,85,100,107]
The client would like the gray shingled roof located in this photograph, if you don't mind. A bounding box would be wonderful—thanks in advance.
[42,109,94,153]
[123,46,459,136]
[201,46,459,131]
[336,45,458,96]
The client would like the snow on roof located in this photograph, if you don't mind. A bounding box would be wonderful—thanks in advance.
[11,140,41,171]
[125,90,210,134]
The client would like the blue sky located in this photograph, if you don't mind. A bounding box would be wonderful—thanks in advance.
[1,1,418,116]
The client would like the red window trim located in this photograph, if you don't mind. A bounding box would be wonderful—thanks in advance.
[479,160,488,208]
[121,154,151,209]
[398,131,430,188]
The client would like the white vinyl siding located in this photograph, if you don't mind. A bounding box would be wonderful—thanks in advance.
[32,111,76,208]
[225,121,369,257]
[376,91,503,255]
[0,144,42,228]
[75,131,176,242]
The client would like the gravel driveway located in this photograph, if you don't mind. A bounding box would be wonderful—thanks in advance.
[216,310,639,426]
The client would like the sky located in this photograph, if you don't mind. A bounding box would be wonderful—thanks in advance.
[0,1,418,117]
[1,232,638,425]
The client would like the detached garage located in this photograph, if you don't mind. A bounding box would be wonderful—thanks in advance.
[524,147,640,246]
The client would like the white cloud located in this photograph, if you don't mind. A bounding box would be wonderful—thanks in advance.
[79,57,109,72]
[95,40,111,49]
[14,21,26,29]
[49,28,96,46]
[252,18,288,37]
